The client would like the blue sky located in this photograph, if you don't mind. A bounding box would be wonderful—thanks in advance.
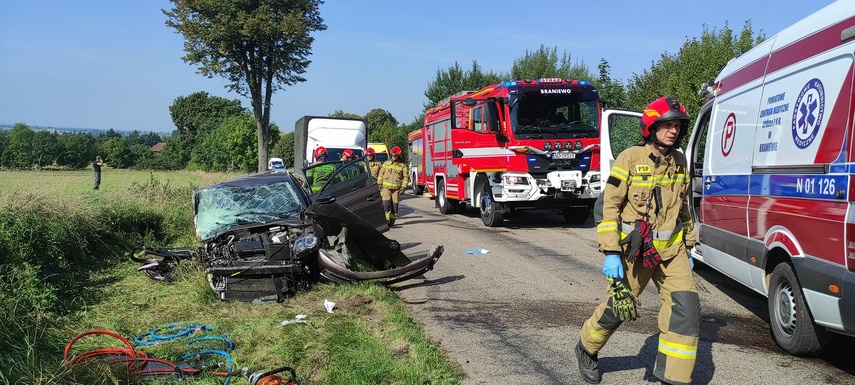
[0,1,836,134]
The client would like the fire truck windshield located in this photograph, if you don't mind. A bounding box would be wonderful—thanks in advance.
[510,91,599,139]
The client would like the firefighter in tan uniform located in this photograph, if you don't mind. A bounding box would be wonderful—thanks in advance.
[575,97,699,385]
[365,147,382,180]
[378,146,408,226]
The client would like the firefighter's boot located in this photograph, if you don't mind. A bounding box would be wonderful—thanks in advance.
[385,211,395,226]
[575,341,601,384]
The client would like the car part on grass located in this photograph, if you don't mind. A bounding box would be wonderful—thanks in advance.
[130,246,201,282]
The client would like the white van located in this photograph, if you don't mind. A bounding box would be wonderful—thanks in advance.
[681,1,855,356]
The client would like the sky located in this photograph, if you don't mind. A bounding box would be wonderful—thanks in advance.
[0,0,838,134]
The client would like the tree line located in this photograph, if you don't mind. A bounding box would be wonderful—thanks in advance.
[0,19,762,173]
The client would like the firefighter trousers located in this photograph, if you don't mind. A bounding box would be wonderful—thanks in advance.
[381,188,402,213]
[579,251,700,385]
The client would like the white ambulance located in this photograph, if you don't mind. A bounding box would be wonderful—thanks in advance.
[683,1,855,356]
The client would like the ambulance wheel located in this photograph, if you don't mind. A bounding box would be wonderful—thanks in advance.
[562,206,590,225]
[480,183,503,227]
[437,184,454,214]
[768,262,828,356]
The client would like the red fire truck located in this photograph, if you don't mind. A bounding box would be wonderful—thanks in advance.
[409,78,641,226]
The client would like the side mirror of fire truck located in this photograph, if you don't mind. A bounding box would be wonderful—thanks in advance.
[462,97,476,107]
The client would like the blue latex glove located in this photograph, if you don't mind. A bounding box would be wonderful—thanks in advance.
[689,256,695,269]
[603,254,624,279]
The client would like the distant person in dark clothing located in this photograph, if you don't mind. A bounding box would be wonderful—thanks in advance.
[93,156,103,190]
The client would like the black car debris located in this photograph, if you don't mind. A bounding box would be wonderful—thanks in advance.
[132,158,442,303]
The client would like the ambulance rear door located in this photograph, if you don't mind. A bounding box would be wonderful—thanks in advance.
[598,109,642,192]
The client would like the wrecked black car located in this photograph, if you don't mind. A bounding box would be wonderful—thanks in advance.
[133,157,442,303]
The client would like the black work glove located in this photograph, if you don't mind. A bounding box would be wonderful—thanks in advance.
[619,229,642,264]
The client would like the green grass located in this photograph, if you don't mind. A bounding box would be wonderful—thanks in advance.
[0,169,463,385]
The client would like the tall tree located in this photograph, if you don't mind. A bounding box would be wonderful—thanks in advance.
[168,91,244,168]
[0,130,9,168]
[270,130,294,169]
[510,45,594,82]
[60,133,95,169]
[626,21,764,118]
[102,137,134,169]
[32,130,62,167]
[328,110,362,119]
[595,58,628,109]
[423,60,505,109]
[7,123,35,169]
[200,114,259,173]
[165,0,327,172]
[364,108,398,143]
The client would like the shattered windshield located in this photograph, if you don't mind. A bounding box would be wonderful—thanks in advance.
[510,91,599,138]
[194,178,305,240]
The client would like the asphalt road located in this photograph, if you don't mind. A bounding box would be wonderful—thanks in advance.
[386,193,855,385]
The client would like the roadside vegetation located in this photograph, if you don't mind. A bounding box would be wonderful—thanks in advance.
[0,169,463,384]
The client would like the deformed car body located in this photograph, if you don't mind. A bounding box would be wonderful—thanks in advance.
[135,157,442,303]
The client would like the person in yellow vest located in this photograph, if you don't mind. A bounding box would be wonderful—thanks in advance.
[377,146,408,226]
[575,97,698,385]
[305,146,335,193]
[365,147,382,180]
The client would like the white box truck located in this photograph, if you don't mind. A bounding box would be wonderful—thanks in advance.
[293,116,368,170]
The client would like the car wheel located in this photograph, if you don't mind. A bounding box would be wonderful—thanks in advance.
[562,206,590,225]
[480,182,503,227]
[411,174,423,196]
[768,262,828,356]
[437,183,454,214]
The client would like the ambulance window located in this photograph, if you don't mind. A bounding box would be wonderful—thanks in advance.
[608,114,643,158]
[693,110,712,164]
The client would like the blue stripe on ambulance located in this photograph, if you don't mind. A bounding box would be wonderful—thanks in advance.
[702,174,848,200]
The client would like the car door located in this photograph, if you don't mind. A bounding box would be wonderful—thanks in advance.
[314,158,388,232]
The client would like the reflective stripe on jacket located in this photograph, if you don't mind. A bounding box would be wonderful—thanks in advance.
[307,163,335,192]
[379,160,408,190]
[369,160,382,179]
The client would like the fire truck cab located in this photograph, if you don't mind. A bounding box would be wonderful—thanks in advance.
[415,78,641,226]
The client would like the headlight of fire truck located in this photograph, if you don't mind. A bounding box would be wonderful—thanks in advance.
[574,141,583,150]
[543,142,552,151]
[554,141,563,150]
[589,173,601,183]
[503,175,528,185]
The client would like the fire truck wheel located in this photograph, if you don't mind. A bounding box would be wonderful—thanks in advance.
[411,175,423,196]
[561,206,590,225]
[768,262,828,356]
[437,183,455,215]
[479,184,503,227]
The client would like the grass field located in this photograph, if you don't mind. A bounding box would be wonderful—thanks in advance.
[0,169,463,385]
